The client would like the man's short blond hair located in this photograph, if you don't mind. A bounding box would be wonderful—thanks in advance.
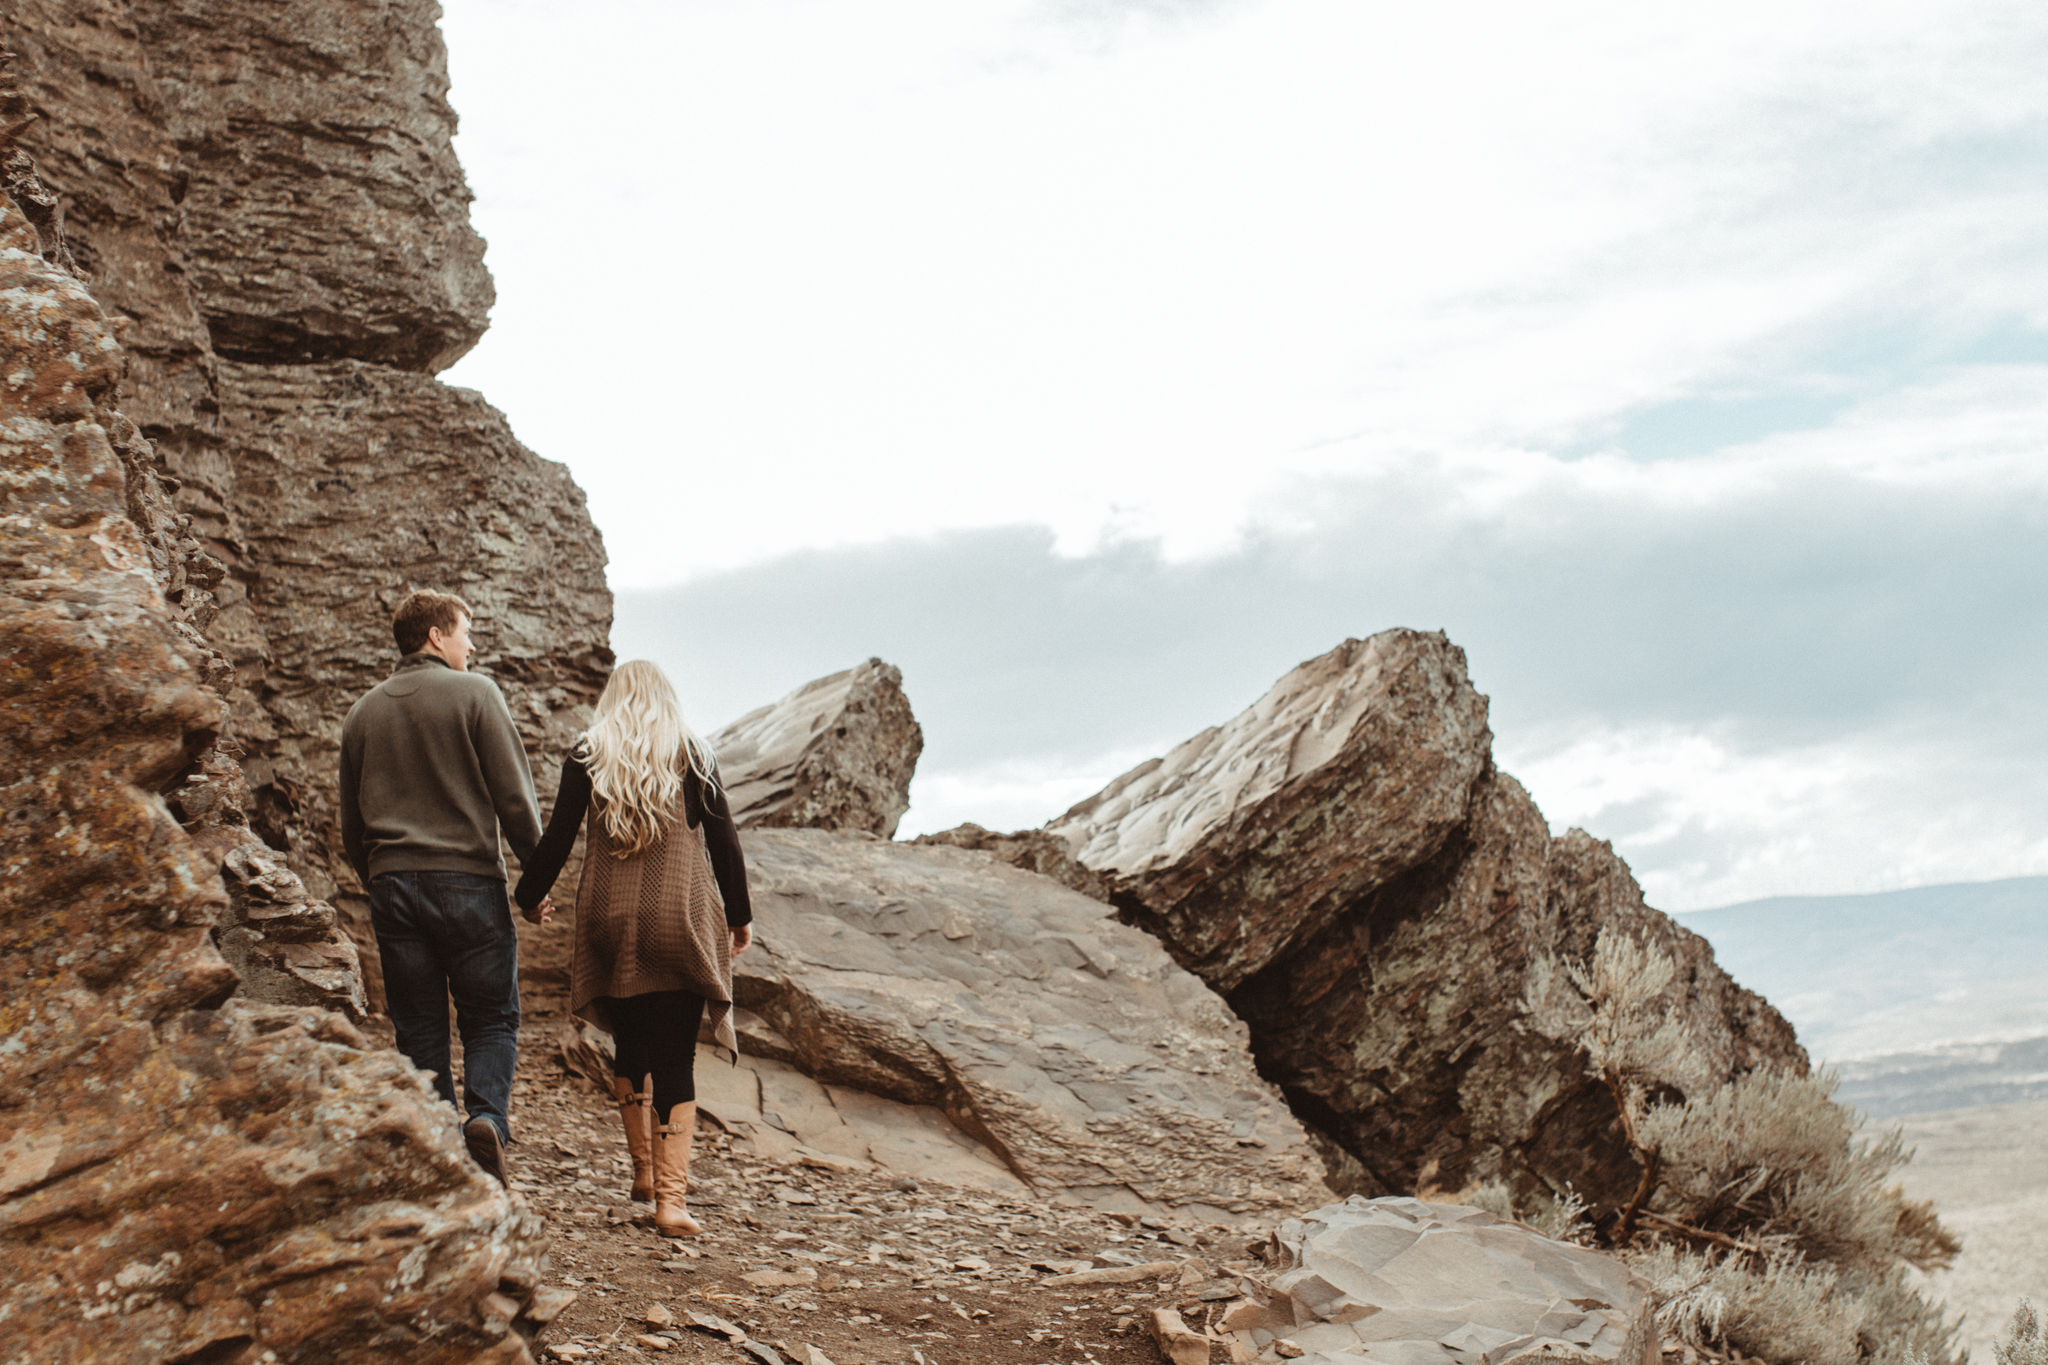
[392,590,471,655]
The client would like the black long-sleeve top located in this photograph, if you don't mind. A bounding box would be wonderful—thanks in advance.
[514,753,753,927]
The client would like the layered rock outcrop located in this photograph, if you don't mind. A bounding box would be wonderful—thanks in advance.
[986,630,1804,1216]
[2,0,614,1012]
[712,658,924,838]
[144,0,495,372]
[2,6,598,1356]
[0,144,544,1364]
[729,830,1328,1217]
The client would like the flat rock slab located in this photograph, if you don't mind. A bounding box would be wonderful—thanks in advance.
[1226,1197,1654,1364]
[729,829,1329,1219]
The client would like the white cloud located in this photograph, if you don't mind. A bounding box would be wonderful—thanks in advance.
[440,0,2048,584]
[1499,723,2048,911]
[451,0,2048,908]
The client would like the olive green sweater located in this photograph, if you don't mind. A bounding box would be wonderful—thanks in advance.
[339,653,544,885]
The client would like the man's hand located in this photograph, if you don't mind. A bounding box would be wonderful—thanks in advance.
[731,923,753,956]
[522,894,556,927]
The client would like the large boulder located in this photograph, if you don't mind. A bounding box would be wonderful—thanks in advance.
[728,828,1330,1218]
[0,165,545,1363]
[0,1,219,464]
[1024,631,1804,1216]
[711,658,923,838]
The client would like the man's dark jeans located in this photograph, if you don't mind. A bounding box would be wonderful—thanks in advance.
[368,871,521,1143]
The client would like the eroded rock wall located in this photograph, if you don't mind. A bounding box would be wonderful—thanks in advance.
[218,359,610,1004]
[0,149,543,1364]
[143,0,494,372]
[2,0,614,1012]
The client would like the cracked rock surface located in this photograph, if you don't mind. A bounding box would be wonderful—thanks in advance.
[729,829,1329,1218]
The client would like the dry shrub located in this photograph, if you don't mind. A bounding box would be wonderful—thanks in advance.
[1635,1245,1959,1365]
[1637,1066,1959,1273]
[1526,929,1965,1365]
[1459,1177,1593,1245]
[1636,1243,1863,1365]
[1999,1299,2048,1365]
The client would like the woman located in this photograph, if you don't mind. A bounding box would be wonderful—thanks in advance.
[516,660,753,1237]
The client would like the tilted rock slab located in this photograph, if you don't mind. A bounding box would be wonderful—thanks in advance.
[1047,632,1490,995]
[1036,630,1803,1213]
[1222,1197,1655,1364]
[0,177,545,1363]
[728,829,1329,1219]
[712,658,925,838]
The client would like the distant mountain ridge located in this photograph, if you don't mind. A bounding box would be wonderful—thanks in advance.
[1681,876,2048,1117]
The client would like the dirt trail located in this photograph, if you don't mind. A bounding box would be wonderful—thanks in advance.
[503,1019,1272,1365]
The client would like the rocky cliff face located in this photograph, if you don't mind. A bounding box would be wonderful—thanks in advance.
[1001,630,1806,1216]
[0,4,602,1356]
[0,126,546,1364]
[2,0,614,1013]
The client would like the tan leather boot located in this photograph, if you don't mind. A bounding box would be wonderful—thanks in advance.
[652,1100,702,1237]
[612,1075,655,1202]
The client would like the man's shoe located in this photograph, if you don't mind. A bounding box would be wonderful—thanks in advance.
[464,1117,509,1187]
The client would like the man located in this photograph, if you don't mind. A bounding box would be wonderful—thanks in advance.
[339,589,553,1186]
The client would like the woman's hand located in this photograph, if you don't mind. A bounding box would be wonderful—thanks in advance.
[731,923,753,956]
[522,894,556,926]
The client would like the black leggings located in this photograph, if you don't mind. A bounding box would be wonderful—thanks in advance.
[607,990,706,1122]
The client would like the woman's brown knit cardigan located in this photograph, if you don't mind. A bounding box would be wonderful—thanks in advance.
[517,756,746,1058]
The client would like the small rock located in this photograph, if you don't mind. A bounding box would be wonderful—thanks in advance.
[684,1309,749,1341]
[774,1187,820,1206]
[632,1335,673,1353]
[1149,1307,1211,1365]
[742,1267,820,1289]
[1274,1341,1306,1359]
[890,1175,919,1192]
[801,1348,837,1365]
[791,1147,865,1174]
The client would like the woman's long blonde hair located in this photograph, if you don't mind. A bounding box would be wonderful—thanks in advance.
[583,660,720,857]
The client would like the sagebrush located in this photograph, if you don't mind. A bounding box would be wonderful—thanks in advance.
[1522,930,1963,1365]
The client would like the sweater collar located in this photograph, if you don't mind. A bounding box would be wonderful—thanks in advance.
[393,651,455,676]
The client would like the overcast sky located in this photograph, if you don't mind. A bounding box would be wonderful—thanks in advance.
[439,0,2048,911]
